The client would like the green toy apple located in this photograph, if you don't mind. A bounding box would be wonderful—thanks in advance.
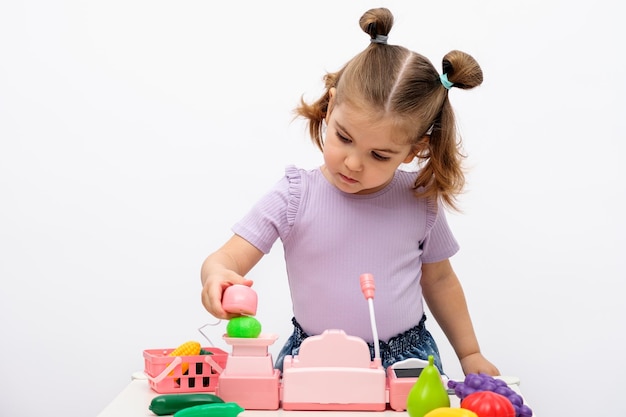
[226,316,262,338]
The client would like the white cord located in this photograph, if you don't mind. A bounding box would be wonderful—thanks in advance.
[197,319,222,346]
[367,298,380,360]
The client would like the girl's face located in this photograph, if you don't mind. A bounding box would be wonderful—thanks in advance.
[321,99,416,195]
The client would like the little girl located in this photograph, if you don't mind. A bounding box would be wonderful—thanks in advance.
[201,7,499,376]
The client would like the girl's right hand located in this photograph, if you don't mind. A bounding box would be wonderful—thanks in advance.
[201,269,254,320]
[200,234,264,319]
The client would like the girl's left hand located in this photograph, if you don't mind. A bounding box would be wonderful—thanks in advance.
[460,352,500,376]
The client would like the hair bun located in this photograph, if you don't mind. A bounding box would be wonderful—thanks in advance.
[442,50,483,90]
[359,8,394,43]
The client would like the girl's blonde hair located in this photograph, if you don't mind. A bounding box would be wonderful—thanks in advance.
[295,7,483,210]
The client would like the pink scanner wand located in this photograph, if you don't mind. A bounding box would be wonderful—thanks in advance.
[360,273,381,363]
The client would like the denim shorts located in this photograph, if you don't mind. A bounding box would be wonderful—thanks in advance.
[274,314,444,374]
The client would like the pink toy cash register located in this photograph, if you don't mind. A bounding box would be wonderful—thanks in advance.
[281,329,386,410]
[209,274,427,411]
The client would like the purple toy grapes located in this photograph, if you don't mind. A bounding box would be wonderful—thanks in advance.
[448,373,533,417]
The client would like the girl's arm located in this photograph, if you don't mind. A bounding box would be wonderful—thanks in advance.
[200,234,264,320]
[421,259,500,376]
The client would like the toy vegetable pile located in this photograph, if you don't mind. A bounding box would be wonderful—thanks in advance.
[165,340,215,384]
[167,341,201,376]
[222,284,262,338]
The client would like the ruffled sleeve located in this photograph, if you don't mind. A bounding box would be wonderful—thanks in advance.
[285,165,302,228]
[231,165,305,254]
[420,197,460,263]
[424,195,439,236]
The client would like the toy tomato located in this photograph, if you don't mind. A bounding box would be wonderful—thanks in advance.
[424,408,478,417]
[461,391,515,417]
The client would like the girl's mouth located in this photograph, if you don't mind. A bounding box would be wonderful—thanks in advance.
[339,173,358,184]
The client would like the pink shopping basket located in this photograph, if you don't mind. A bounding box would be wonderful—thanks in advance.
[143,346,228,393]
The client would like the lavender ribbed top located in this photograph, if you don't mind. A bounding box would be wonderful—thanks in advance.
[232,165,459,342]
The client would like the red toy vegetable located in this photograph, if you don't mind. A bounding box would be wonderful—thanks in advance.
[461,391,515,417]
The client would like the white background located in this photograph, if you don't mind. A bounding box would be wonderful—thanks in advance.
[1,1,624,416]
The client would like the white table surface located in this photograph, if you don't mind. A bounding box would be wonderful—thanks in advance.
[97,372,532,417]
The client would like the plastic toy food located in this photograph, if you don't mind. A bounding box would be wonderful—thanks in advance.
[149,393,224,415]
[406,355,450,417]
[461,391,515,417]
[168,341,201,376]
[424,408,478,417]
[169,341,202,357]
[222,284,258,316]
[448,373,533,417]
[172,402,244,417]
[226,316,262,338]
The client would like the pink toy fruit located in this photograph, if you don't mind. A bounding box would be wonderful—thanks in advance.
[222,284,258,316]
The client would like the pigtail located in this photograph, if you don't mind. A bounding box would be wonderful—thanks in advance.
[294,72,339,152]
[413,50,482,209]
[413,101,466,210]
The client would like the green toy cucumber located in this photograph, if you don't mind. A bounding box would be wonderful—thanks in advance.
[149,393,224,415]
[173,402,244,417]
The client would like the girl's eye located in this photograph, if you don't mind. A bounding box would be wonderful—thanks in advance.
[335,131,389,161]
[336,132,351,143]
[372,152,390,161]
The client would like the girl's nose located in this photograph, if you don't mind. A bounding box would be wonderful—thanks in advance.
[344,153,362,171]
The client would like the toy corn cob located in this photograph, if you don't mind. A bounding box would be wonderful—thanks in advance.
[168,340,201,376]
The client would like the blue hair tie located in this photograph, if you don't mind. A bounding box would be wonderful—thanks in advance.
[440,73,454,90]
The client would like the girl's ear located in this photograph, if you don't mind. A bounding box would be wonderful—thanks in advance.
[404,135,430,163]
[327,87,336,115]
[403,152,416,164]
